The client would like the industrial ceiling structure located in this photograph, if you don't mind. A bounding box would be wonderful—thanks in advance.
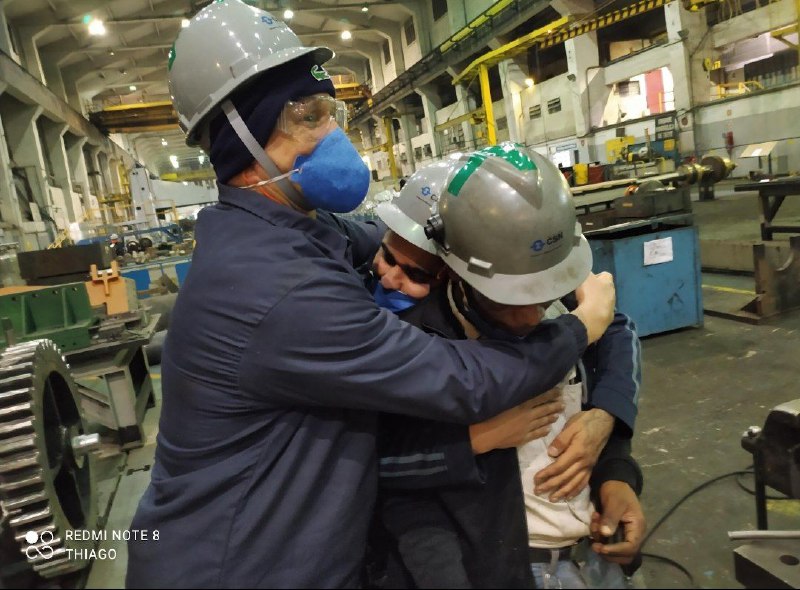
[7,0,418,175]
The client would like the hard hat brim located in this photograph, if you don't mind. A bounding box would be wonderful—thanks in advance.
[442,235,593,306]
[184,45,334,145]
[376,201,438,255]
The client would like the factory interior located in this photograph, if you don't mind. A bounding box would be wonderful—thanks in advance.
[0,0,799,588]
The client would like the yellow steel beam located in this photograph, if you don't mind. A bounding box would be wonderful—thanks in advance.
[384,117,399,180]
[109,124,180,133]
[454,0,675,86]
[360,142,389,154]
[99,100,174,112]
[90,100,179,133]
[452,17,570,85]
[540,0,674,49]
[160,169,216,182]
[433,107,486,133]
[478,65,497,146]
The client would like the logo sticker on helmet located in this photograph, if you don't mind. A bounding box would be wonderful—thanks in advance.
[261,15,275,25]
[311,65,331,81]
[447,143,537,197]
[421,186,431,196]
[530,231,564,254]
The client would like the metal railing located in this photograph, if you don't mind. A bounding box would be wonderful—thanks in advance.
[350,0,547,126]
[708,70,798,101]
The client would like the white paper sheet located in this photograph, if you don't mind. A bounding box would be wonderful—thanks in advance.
[643,237,674,266]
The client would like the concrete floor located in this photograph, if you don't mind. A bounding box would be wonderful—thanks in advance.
[77,179,800,589]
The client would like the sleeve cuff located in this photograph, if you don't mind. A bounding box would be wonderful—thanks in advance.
[559,313,588,357]
[590,458,643,496]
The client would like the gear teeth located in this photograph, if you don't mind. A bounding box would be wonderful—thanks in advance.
[0,468,44,492]
[0,401,33,418]
[0,339,96,579]
[12,522,55,543]
[0,450,40,473]
[9,504,52,527]
[0,434,36,455]
[3,490,48,510]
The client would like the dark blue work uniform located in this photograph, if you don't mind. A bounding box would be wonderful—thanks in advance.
[372,287,642,588]
[126,183,591,588]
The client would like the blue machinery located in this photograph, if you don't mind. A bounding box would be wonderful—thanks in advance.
[121,256,192,298]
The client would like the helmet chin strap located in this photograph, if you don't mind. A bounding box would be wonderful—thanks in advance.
[221,99,313,210]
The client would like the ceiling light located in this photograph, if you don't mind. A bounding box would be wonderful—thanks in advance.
[161,138,168,146]
[181,18,190,28]
[198,154,206,165]
[129,85,137,91]
[525,78,534,88]
[361,5,369,11]
[108,49,115,56]
[88,18,106,36]
[283,9,294,19]
[170,155,179,169]
[341,30,352,40]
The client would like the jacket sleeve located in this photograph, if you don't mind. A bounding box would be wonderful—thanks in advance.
[239,266,588,423]
[589,434,643,497]
[316,211,387,270]
[377,413,483,490]
[585,312,641,436]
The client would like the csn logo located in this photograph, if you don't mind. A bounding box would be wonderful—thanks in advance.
[25,530,55,560]
[531,231,564,253]
[261,15,275,25]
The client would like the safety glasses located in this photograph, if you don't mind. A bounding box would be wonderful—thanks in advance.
[380,243,436,285]
[277,94,348,139]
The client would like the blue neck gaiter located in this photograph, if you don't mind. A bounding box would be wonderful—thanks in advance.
[372,283,419,314]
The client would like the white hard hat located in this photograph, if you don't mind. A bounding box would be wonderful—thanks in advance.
[376,159,462,255]
[425,143,593,306]
[169,0,333,145]
[109,233,119,240]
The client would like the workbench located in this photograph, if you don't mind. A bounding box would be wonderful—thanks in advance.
[734,178,800,241]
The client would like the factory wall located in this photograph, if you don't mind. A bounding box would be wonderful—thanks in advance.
[693,84,800,176]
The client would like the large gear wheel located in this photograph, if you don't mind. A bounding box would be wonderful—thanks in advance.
[0,339,97,579]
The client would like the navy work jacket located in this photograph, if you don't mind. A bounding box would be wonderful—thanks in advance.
[126,183,588,588]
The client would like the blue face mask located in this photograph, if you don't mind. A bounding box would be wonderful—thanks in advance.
[372,282,419,314]
[290,128,371,213]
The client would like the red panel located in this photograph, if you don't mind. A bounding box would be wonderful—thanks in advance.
[645,69,664,115]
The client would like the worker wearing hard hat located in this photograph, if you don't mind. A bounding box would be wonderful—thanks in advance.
[370,145,643,588]
[126,2,617,588]
[109,233,125,257]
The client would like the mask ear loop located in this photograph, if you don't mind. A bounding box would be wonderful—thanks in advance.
[241,168,299,190]
[221,99,313,210]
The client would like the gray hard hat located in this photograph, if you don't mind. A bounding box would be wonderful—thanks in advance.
[376,157,463,255]
[169,0,333,145]
[425,143,593,305]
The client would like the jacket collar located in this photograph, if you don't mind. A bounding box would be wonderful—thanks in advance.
[217,182,349,256]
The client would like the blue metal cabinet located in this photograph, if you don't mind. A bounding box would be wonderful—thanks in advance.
[588,226,703,337]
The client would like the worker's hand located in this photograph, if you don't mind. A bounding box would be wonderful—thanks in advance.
[469,389,564,455]
[571,272,616,344]
[590,481,646,565]
[533,408,615,501]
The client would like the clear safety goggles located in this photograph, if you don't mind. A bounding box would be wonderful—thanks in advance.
[277,94,348,139]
